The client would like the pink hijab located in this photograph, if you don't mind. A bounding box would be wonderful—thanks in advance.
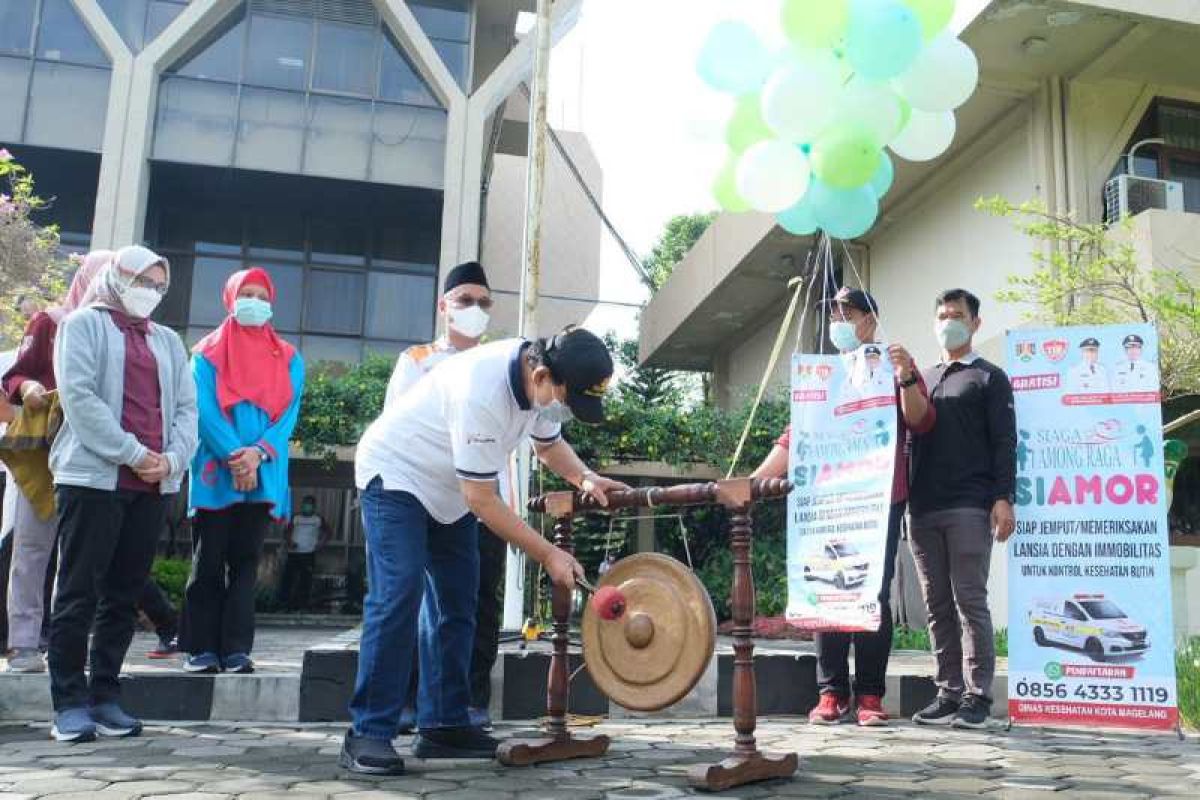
[48,249,113,323]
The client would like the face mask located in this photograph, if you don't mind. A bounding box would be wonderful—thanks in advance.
[449,304,489,339]
[829,321,862,353]
[120,286,162,319]
[234,297,273,327]
[301,505,315,516]
[936,319,972,351]
[534,383,575,425]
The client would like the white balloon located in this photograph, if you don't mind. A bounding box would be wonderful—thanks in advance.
[736,141,812,213]
[761,55,845,144]
[894,35,979,112]
[837,78,906,144]
[889,109,956,161]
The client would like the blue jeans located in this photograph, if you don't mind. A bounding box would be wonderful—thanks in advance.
[350,480,479,739]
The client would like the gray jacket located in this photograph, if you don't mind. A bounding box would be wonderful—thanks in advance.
[51,308,199,493]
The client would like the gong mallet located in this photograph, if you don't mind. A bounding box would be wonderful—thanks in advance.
[575,576,627,621]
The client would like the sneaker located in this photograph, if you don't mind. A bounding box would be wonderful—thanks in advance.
[51,708,97,743]
[951,695,991,730]
[147,636,179,659]
[413,726,499,759]
[183,652,220,674]
[6,647,46,673]
[856,694,888,727]
[222,653,255,674]
[467,706,493,732]
[89,702,143,738]
[912,696,961,726]
[397,705,417,735]
[339,730,405,776]
[808,693,850,725]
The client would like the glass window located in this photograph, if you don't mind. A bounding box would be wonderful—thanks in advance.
[189,256,243,326]
[301,335,362,365]
[1166,156,1200,213]
[409,0,471,42]
[172,10,244,81]
[155,253,192,326]
[0,0,37,55]
[98,0,149,52]
[257,263,304,333]
[244,13,311,91]
[236,87,305,174]
[365,272,435,341]
[433,39,468,89]
[0,56,30,140]
[185,327,216,349]
[146,0,186,46]
[153,77,238,165]
[26,63,110,151]
[364,339,406,359]
[379,29,437,107]
[305,269,365,335]
[311,217,366,265]
[247,209,305,261]
[371,103,446,188]
[37,0,108,66]
[157,204,243,254]
[303,95,370,181]
[313,21,376,96]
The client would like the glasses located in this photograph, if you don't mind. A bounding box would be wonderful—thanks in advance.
[131,275,169,296]
[449,294,493,311]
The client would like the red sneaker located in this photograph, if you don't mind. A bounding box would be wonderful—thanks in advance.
[856,694,888,727]
[808,693,850,725]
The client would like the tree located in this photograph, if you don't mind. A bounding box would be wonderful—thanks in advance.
[0,150,67,344]
[644,212,717,290]
[978,196,1200,400]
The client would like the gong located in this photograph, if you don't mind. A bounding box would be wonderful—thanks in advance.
[582,553,716,712]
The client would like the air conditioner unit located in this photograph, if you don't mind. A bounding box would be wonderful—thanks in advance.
[1103,174,1184,221]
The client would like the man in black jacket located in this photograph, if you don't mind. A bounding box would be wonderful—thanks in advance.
[908,289,1017,730]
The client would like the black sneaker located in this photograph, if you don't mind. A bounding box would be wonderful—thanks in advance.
[338,730,405,776]
[951,695,991,730]
[912,696,961,726]
[413,726,499,759]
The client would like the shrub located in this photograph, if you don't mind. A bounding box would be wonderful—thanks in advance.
[150,557,190,607]
[1178,637,1200,730]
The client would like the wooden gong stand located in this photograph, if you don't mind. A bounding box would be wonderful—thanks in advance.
[496,477,798,792]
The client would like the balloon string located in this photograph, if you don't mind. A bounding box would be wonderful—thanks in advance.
[839,238,890,346]
[792,243,820,354]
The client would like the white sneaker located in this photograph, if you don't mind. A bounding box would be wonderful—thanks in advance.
[7,648,47,673]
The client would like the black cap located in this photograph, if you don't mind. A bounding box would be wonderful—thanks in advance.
[544,327,613,425]
[825,286,880,316]
[1123,334,1144,347]
[864,345,882,356]
[443,261,489,293]
[1079,337,1101,348]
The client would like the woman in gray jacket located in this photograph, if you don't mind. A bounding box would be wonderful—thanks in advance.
[47,246,198,743]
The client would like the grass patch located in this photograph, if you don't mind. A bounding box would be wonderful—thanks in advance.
[1178,637,1200,731]
[892,625,1009,656]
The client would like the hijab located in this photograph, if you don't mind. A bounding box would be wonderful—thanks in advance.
[87,245,170,318]
[48,249,113,323]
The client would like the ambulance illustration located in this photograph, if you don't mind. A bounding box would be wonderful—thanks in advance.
[802,539,869,590]
[1028,593,1149,661]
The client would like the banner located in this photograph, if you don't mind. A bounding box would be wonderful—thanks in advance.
[786,347,897,632]
[1006,323,1178,731]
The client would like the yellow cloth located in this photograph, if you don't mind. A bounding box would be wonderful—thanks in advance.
[0,391,62,522]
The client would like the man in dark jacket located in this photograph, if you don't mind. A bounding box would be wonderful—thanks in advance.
[908,289,1017,730]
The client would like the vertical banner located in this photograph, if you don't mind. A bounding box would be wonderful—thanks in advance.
[1006,323,1178,731]
[786,347,897,632]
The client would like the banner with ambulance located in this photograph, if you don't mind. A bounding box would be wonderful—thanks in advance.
[1006,323,1178,731]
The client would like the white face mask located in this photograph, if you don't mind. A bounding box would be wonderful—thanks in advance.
[936,319,972,351]
[829,321,862,353]
[534,381,574,425]
[120,286,162,319]
[449,304,489,339]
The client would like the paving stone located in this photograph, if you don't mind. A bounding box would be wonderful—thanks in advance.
[0,793,34,800]
[141,794,231,800]
[331,792,422,800]
[238,794,326,800]
[97,781,199,799]
[290,780,386,795]
[170,747,248,758]
[601,788,685,800]
[425,791,514,800]
[6,776,106,795]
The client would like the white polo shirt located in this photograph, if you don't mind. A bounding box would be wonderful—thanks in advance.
[355,339,561,523]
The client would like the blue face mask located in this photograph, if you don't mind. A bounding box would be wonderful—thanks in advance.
[234,297,273,327]
[829,321,862,353]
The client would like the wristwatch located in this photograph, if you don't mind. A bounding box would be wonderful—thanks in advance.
[899,372,919,388]
[254,444,270,462]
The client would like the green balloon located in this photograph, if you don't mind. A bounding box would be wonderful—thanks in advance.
[811,125,881,189]
[903,0,955,40]
[896,95,912,139]
[725,94,772,154]
[782,0,849,50]
[713,158,751,212]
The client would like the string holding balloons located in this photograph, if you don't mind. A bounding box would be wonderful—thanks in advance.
[699,0,978,240]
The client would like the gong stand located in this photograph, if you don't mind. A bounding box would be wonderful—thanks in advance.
[498,478,798,793]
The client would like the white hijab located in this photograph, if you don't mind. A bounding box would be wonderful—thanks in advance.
[86,245,170,317]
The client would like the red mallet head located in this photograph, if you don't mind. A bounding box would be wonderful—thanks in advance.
[592,586,627,621]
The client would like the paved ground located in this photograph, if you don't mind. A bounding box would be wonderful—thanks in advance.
[0,718,1195,800]
[115,626,343,674]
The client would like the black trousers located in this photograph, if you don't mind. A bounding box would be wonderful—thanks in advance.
[815,502,904,698]
[277,551,316,611]
[181,503,269,657]
[140,578,177,641]
[0,525,10,651]
[48,487,167,711]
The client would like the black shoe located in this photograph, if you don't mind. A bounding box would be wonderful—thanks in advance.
[951,695,991,730]
[338,730,405,776]
[912,696,961,726]
[413,726,499,759]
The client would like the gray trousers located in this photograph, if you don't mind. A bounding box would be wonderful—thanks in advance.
[6,486,57,649]
[908,507,995,701]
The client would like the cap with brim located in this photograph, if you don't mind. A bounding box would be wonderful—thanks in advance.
[824,286,880,315]
[1123,334,1144,347]
[1079,338,1101,348]
[545,327,613,425]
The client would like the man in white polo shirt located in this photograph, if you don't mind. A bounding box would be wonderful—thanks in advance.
[341,327,624,776]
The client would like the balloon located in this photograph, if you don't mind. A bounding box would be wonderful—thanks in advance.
[697,21,774,95]
[713,158,752,212]
[725,94,772,153]
[810,124,881,189]
[736,141,812,213]
[889,108,956,161]
[846,0,923,81]
[837,78,907,143]
[869,151,894,196]
[776,192,819,236]
[781,0,849,50]
[761,56,844,144]
[894,34,979,111]
[903,0,955,39]
[810,180,879,239]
